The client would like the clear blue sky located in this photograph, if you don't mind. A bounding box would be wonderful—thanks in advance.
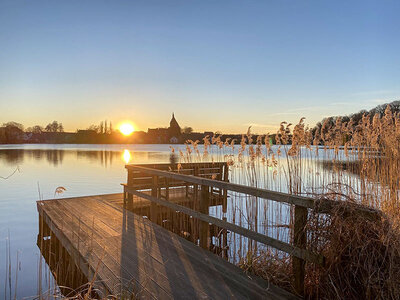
[0,0,399,133]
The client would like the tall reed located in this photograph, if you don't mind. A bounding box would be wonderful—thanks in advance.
[177,105,400,299]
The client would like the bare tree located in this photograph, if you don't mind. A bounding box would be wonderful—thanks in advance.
[45,121,64,132]
[2,122,24,131]
[87,124,100,133]
[182,126,193,134]
[26,125,44,134]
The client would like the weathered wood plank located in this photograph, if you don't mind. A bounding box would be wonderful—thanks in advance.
[37,202,129,297]
[41,200,201,299]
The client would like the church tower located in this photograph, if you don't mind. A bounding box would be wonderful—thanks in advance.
[168,113,182,142]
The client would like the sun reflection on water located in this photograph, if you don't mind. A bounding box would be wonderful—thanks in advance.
[123,149,131,163]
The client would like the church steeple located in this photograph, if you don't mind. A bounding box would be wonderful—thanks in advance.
[169,112,181,138]
[170,113,180,129]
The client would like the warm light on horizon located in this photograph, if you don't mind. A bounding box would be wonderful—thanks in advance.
[119,123,135,136]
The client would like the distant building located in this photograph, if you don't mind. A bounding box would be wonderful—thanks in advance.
[147,113,182,143]
[0,125,24,143]
[76,130,98,143]
[168,113,182,143]
[77,129,98,135]
[169,136,179,143]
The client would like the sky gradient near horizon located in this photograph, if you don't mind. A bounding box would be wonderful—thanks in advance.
[0,0,399,134]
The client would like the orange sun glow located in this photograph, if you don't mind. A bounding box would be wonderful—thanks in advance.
[119,123,135,136]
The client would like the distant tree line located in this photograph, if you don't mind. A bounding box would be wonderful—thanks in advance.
[312,100,400,142]
[25,120,64,133]
[0,121,65,143]
[2,100,398,145]
[0,119,125,144]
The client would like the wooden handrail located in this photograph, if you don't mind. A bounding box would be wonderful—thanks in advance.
[126,165,381,219]
[127,165,316,208]
[123,184,325,265]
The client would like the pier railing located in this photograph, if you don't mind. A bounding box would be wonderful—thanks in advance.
[123,162,380,296]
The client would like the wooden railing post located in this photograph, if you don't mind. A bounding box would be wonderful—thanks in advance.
[126,170,134,210]
[222,216,228,259]
[193,166,199,205]
[222,163,229,214]
[165,177,170,201]
[150,175,158,222]
[199,185,210,249]
[293,205,307,296]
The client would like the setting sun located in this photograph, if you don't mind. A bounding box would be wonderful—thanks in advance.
[119,123,135,136]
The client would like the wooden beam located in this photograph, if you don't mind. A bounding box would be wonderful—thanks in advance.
[150,175,158,222]
[126,162,227,170]
[199,185,210,249]
[292,205,307,296]
[222,164,229,214]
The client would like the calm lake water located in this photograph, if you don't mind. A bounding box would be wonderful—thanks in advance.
[0,144,190,299]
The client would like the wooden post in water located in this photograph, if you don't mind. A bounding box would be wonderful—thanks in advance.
[150,175,158,222]
[293,205,307,296]
[199,185,210,249]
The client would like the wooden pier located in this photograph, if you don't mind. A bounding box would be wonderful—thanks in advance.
[37,193,295,299]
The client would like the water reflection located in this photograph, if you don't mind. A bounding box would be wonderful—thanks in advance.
[123,149,131,163]
[0,149,65,166]
[37,217,97,298]
[0,148,168,167]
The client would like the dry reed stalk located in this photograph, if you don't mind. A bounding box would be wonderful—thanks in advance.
[174,105,400,299]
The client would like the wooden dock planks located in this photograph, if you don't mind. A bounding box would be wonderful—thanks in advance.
[37,193,297,299]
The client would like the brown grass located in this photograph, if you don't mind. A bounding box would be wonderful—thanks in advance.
[307,202,400,299]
